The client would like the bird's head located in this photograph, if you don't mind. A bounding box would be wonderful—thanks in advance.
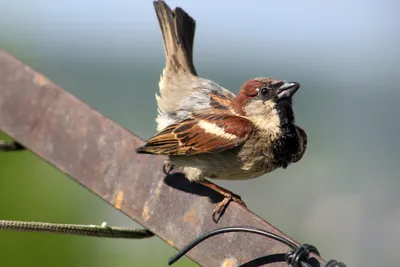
[231,77,300,133]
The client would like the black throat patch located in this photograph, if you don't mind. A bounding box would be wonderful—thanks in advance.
[272,100,299,168]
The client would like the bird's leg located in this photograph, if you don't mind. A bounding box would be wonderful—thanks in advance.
[163,160,175,175]
[200,179,247,221]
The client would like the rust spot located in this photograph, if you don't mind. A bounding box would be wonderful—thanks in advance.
[155,180,163,196]
[183,209,196,223]
[221,258,237,267]
[155,188,161,196]
[166,240,174,246]
[114,190,124,209]
[142,206,151,220]
[34,73,49,86]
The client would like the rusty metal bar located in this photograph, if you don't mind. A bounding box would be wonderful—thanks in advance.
[0,50,325,266]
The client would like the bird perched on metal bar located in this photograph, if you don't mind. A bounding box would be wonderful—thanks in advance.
[137,0,307,220]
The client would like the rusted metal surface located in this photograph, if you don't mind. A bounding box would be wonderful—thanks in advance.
[0,50,325,266]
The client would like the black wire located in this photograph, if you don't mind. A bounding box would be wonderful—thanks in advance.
[169,226,346,267]
[285,244,319,267]
[1,140,346,266]
[325,259,347,267]
[168,226,298,265]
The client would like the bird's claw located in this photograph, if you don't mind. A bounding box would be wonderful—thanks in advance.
[163,160,175,175]
[212,193,247,222]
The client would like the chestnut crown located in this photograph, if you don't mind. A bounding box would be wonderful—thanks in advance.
[231,77,300,115]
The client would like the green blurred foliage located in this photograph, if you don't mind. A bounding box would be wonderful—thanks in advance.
[0,132,193,266]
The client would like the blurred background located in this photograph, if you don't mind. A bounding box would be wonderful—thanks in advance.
[0,0,399,266]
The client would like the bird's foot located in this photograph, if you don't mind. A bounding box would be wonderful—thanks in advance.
[163,160,175,175]
[212,190,246,222]
[199,179,247,222]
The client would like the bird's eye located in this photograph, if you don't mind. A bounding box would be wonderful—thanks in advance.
[259,87,270,99]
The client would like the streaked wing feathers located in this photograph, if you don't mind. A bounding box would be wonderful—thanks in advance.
[136,113,253,155]
[209,90,234,111]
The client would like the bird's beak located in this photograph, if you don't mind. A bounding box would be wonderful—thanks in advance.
[276,82,300,99]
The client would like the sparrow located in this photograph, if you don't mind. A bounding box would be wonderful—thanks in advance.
[137,1,307,219]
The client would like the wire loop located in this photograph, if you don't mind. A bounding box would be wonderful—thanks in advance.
[168,226,346,267]
[1,139,346,266]
[285,244,319,267]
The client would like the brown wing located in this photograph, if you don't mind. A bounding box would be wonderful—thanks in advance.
[136,112,253,155]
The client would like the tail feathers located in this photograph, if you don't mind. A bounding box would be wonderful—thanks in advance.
[136,142,179,155]
[136,145,155,154]
[153,1,197,76]
[136,125,180,155]
[174,7,196,74]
